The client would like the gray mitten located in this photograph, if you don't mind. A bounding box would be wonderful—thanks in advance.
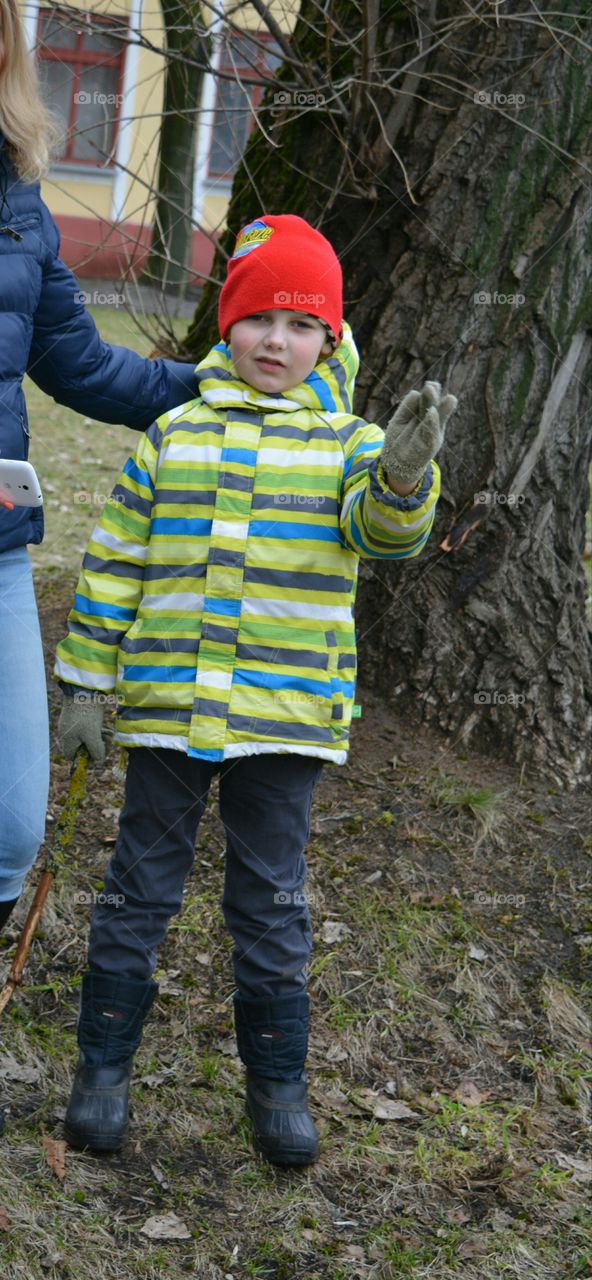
[382,380,458,487]
[58,694,106,762]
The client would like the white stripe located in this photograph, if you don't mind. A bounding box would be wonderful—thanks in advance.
[90,525,148,561]
[115,732,189,750]
[54,659,116,692]
[164,442,222,463]
[195,669,233,690]
[140,592,205,612]
[241,597,352,622]
[223,741,347,764]
[210,519,249,541]
[257,447,338,468]
[200,387,301,411]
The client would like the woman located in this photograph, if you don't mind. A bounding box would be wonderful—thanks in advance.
[0,0,197,930]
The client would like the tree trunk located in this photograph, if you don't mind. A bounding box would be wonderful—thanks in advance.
[142,1,205,296]
[186,1,592,788]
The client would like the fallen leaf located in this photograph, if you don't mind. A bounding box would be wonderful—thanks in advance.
[552,1152,592,1181]
[0,1055,40,1084]
[356,1089,418,1120]
[194,952,210,966]
[455,1080,491,1107]
[215,1037,239,1058]
[42,1136,66,1181]
[321,921,352,944]
[468,942,488,961]
[140,1211,191,1240]
[326,1044,348,1062]
[0,1209,10,1231]
[138,1068,177,1087]
[458,1236,489,1259]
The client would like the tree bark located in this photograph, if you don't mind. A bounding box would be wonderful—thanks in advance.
[142,1,205,296]
[186,0,592,788]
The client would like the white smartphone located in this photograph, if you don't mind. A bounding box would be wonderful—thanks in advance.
[0,459,43,507]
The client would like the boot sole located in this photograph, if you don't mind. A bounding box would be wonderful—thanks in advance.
[64,1123,127,1153]
[251,1132,319,1165]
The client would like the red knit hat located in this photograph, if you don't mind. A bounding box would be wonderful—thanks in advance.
[218,214,342,343]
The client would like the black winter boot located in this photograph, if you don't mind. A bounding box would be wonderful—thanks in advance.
[64,971,157,1152]
[0,898,18,931]
[234,992,319,1166]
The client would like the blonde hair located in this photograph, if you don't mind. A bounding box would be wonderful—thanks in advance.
[0,0,57,181]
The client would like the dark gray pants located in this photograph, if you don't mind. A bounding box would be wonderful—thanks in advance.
[87,748,323,999]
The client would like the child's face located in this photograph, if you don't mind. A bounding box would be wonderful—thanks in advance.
[229,310,334,393]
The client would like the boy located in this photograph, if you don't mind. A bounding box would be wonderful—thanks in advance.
[55,214,457,1165]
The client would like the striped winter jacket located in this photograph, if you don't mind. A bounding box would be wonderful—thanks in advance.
[55,324,441,765]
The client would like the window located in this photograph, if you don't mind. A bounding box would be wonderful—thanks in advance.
[37,8,125,166]
[208,33,282,180]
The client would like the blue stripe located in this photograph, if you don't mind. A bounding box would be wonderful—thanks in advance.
[122,665,195,682]
[221,447,258,466]
[74,593,136,622]
[188,746,225,761]
[123,457,154,490]
[204,597,242,617]
[151,517,212,536]
[234,670,331,698]
[343,441,381,480]
[304,369,336,411]
[248,520,339,541]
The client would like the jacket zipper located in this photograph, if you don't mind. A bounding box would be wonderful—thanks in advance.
[0,226,22,241]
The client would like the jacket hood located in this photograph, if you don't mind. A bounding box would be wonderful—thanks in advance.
[195,319,359,415]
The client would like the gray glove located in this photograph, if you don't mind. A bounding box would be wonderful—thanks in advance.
[382,380,458,487]
[58,694,106,762]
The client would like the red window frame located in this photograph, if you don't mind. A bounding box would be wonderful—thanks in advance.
[37,7,126,166]
[208,31,281,180]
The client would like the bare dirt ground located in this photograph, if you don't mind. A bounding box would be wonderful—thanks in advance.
[0,574,590,1280]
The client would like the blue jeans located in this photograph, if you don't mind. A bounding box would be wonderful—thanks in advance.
[0,547,49,900]
[88,747,323,998]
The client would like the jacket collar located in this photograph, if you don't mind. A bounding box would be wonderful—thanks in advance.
[195,320,359,415]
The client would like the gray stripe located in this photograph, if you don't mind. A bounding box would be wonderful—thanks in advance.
[338,653,356,669]
[260,424,337,442]
[326,351,350,410]
[118,706,191,723]
[335,417,374,449]
[192,696,228,718]
[68,619,122,645]
[243,565,351,593]
[82,552,144,580]
[227,409,264,427]
[228,714,335,743]
[120,637,198,655]
[250,494,340,517]
[200,623,239,645]
[153,489,216,506]
[235,643,328,670]
[112,483,152,519]
[207,548,245,568]
[218,471,253,492]
[144,562,206,581]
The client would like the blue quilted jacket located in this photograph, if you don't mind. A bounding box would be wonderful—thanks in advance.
[0,131,198,553]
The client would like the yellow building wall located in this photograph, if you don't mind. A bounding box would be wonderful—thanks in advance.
[26,0,299,245]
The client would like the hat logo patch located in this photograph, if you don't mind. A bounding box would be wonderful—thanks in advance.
[232,219,274,259]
